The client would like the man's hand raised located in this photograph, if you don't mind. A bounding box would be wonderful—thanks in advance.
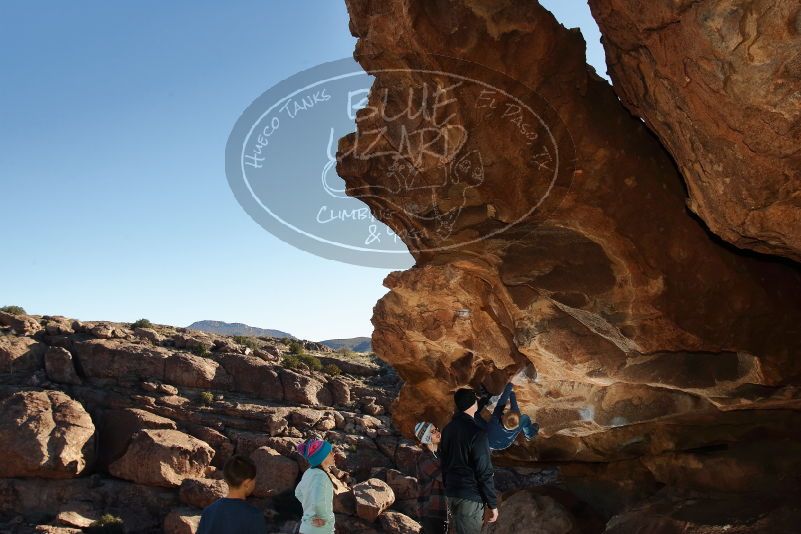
[484,507,499,524]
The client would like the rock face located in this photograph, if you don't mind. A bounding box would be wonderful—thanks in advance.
[0,390,95,478]
[0,336,46,374]
[353,478,396,522]
[163,508,201,534]
[485,490,578,534]
[0,314,409,533]
[179,478,228,509]
[108,429,214,488]
[588,0,801,262]
[340,0,801,440]
[250,446,299,497]
[44,347,82,385]
[339,0,801,529]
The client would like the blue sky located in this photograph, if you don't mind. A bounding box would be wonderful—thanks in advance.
[0,1,607,341]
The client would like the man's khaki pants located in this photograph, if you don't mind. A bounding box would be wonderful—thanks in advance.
[446,497,484,534]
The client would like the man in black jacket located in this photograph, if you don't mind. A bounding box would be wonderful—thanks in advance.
[439,388,498,534]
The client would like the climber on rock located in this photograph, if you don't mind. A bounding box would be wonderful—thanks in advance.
[474,382,539,451]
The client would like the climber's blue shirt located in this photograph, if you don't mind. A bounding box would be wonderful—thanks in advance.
[474,383,538,451]
[198,497,267,534]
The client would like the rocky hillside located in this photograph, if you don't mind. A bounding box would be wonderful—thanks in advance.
[0,311,438,533]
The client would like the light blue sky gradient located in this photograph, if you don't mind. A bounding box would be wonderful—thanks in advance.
[0,1,607,341]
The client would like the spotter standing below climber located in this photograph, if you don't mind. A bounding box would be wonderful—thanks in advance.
[474,382,539,451]
[440,388,498,534]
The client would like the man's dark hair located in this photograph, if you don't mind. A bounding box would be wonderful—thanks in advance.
[454,388,478,412]
[223,454,258,487]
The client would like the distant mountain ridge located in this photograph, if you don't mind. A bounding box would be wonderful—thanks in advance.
[319,337,372,353]
[187,320,294,339]
[187,320,372,352]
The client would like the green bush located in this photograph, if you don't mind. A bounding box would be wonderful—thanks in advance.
[130,318,153,329]
[287,340,305,355]
[0,305,26,316]
[199,391,214,406]
[336,347,352,357]
[323,363,342,376]
[86,514,124,533]
[190,345,210,357]
[282,353,322,371]
[233,336,260,350]
[282,354,302,370]
[299,354,322,371]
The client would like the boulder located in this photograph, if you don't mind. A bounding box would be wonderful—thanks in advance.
[172,332,214,352]
[353,478,395,522]
[484,490,577,534]
[361,398,384,416]
[588,0,801,262]
[42,316,75,336]
[334,514,383,534]
[71,339,171,381]
[183,424,234,468]
[386,469,418,501]
[0,390,94,478]
[332,475,355,515]
[165,352,229,389]
[341,0,801,480]
[250,446,299,497]
[179,478,228,508]
[0,311,42,335]
[264,412,289,436]
[54,502,99,528]
[44,347,82,385]
[97,407,177,469]
[328,378,352,406]
[379,511,421,534]
[109,429,214,487]
[134,327,165,344]
[0,335,46,374]
[216,352,283,400]
[342,446,393,482]
[279,369,332,406]
[164,508,201,534]
[604,493,801,534]
[318,355,380,377]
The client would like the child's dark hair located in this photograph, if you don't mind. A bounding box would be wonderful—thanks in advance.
[223,454,258,487]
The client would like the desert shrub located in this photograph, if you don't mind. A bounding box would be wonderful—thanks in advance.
[282,353,322,371]
[282,354,303,370]
[323,363,342,376]
[336,347,352,357]
[86,514,124,533]
[190,345,210,357]
[287,340,305,355]
[0,305,26,315]
[233,336,260,350]
[299,354,322,371]
[199,391,214,406]
[130,318,153,329]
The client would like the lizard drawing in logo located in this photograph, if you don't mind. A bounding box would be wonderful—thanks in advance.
[322,127,485,243]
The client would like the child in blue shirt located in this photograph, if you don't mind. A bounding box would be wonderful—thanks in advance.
[474,382,539,451]
[198,455,268,534]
